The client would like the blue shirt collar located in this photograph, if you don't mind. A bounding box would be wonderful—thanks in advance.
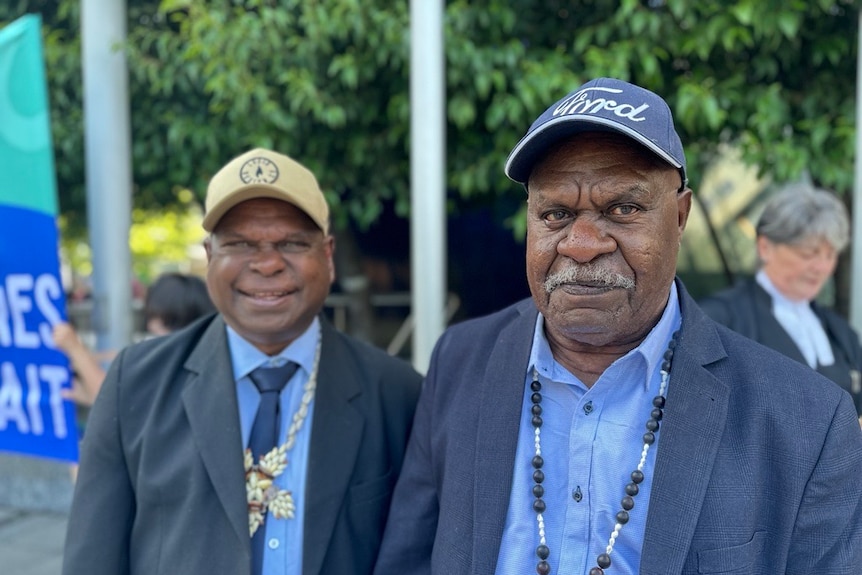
[226,316,321,382]
[529,281,682,391]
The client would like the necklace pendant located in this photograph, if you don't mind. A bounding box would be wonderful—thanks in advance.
[244,333,322,537]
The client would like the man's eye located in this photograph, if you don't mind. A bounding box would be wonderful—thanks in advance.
[608,205,639,216]
[218,240,254,253]
[544,210,570,222]
[277,240,310,253]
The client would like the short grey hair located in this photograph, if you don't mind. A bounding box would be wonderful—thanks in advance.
[755,182,850,253]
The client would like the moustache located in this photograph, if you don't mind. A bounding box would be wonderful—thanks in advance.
[543,265,635,293]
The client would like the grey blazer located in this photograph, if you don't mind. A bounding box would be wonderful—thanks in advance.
[63,314,422,575]
[374,279,862,575]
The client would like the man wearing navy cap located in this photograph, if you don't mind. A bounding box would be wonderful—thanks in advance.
[373,78,862,574]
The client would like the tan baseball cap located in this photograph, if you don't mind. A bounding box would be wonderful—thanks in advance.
[202,147,330,234]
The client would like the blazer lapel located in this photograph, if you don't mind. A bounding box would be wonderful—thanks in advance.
[749,282,809,364]
[302,321,364,575]
[181,316,250,548]
[473,300,538,573]
[640,285,730,574]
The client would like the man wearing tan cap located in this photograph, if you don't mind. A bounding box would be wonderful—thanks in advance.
[63,148,423,575]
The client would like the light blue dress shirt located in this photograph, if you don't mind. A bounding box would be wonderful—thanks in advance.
[494,283,681,575]
[228,317,320,575]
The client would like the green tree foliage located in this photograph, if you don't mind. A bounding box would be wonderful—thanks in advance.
[2,0,860,237]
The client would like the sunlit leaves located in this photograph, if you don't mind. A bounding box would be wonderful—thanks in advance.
[1,0,860,242]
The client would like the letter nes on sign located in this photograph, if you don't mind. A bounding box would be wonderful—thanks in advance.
[0,272,78,462]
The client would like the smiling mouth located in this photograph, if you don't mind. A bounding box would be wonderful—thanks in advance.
[240,289,295,300]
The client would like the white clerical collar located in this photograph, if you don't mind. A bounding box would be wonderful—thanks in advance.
[756,270,834,368]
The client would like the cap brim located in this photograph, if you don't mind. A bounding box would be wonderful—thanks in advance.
[202,184,327,232]
[504,115,683,184]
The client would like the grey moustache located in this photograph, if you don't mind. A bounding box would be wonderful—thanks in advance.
[544,266,635,293]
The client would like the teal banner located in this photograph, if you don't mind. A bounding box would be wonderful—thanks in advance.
[0,14,77,463]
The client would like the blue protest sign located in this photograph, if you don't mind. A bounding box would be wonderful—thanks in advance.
[0,14,77,463]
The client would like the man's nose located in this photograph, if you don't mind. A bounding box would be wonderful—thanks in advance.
[557,215,617,263]
[248,244,287,275]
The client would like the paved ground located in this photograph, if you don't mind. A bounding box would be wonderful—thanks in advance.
[0,506,68,575]
[0,453,74,575]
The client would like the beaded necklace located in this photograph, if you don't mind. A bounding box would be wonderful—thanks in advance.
[530,330,678,575]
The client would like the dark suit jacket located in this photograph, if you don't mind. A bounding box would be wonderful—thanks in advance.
[374,280,862,575]
[63,314,422,575]
[699,277,862,414]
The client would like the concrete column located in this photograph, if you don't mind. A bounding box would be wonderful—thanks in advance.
[409,0,447,373]
[81,0,133,352]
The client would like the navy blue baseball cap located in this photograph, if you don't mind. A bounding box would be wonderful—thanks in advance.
[505,77,687,187]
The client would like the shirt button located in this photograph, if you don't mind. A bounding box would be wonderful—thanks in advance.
[572,486,583,502]
[583,401,594,415]
[268,538,280,550]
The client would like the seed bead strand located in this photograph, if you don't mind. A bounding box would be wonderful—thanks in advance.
[530,372,551,575]
[589,331,677,575]
[531,331,679,575]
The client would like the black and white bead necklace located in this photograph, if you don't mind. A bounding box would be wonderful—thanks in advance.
[530,330,679,575]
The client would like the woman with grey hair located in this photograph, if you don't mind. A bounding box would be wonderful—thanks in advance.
[699,182,862,415]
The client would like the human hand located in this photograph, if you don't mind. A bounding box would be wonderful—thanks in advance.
[52,322,85,354]
[61,376,96,407]
[52,321,107,405]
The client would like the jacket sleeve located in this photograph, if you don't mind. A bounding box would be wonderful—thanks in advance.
[786,391,862,574]
[373,348,440,575]
[62,350,133,575]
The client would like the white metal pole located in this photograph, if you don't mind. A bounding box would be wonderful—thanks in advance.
[409,0,447,373]
[852,8,862,332]
[81,0,133,352]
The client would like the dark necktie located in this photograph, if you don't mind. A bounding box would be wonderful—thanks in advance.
[248,361,298,575]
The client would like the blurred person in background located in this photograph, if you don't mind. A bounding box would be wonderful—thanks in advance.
[142,271,216,335]
[52,321,109,408]
[699,182,862,417]
[53,272,216,406]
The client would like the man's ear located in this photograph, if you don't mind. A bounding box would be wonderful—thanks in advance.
[676,188,693,233]
[326,235,336,283]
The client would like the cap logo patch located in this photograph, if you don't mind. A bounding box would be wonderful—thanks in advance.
[239,156,279,184]
[553,86,650,122]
